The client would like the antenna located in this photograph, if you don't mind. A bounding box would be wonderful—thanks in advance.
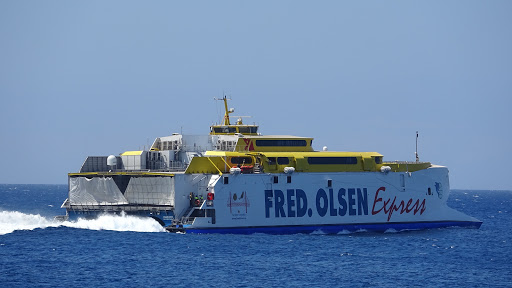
[415,131,419,163]
[213,95,233,125]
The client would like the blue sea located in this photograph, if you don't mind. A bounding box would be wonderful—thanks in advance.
[0,184,511,287]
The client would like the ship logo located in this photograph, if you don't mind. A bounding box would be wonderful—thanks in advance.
[227,191,251,218]
[243,139,255,151]
[435,182,443,199]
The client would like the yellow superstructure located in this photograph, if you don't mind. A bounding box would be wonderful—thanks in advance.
[188,150,388,174]
[184,97,432,174]
[186,151,431,174]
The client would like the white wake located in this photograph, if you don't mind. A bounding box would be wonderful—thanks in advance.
[0,210,166,235]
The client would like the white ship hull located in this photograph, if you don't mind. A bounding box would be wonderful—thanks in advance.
[174,165,481,233]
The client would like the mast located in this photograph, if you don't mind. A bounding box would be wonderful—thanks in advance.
[415,131,419,163]
[214,95,234,125]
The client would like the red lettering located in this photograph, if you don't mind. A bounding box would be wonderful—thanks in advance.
[389,198,405,221]
[415,199,426,215]
[396,200,405,215]
[371,187,386,215]
[405,199,414,213]
[372,187,427,221]
[384,197,394,218]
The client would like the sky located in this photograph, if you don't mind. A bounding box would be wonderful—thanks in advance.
[0,1,511,190]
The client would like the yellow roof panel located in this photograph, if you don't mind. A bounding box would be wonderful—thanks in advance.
[120,151,143,156]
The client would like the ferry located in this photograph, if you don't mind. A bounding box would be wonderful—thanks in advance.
[59,97,482,234]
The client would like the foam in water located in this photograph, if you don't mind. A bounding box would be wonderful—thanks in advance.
[0,211,58,235]
[384,228,399,233]
[0,210,166,235]
[64,212,166,232]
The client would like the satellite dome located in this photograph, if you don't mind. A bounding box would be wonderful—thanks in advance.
[107,155,117,166]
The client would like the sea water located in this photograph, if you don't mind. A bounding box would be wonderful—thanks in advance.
[0,184,511,287]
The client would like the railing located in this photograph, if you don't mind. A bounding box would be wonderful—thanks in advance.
[146,161,188,172]
[79,161,188,173]
[67,203,174,212]
[383,161,431,164]
[382,161,432,172]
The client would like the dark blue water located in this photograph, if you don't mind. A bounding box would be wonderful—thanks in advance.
[1,184,511,287]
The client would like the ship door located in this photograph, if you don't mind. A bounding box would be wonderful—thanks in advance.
[400,174,406,191]
[362,156,374,171]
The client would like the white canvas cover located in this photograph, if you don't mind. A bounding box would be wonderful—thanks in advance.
[69,177,129,205]
[124,177,174,206]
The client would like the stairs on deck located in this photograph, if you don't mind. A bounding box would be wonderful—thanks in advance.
[180,206,197,224]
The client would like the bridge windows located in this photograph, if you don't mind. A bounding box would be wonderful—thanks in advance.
[238,127,250,134]
[307,157,358,165]
[213,127,237,134]
[238,126,258,134]
[212,126,258,134]
[256,140,307,147]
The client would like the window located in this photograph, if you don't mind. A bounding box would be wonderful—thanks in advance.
[256,140,307,147]
[273,176,279,184]
[287,176,292,183]
[277,157,289,165]
[268,157,277,165]
[237,127,258,134]
[224,177,229,184]
[231,157,253,165]
[307,157,358,165]
[213,127,237,133]
[375,157,382,164]
[328,179,332,187]
[238,127,250,134]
